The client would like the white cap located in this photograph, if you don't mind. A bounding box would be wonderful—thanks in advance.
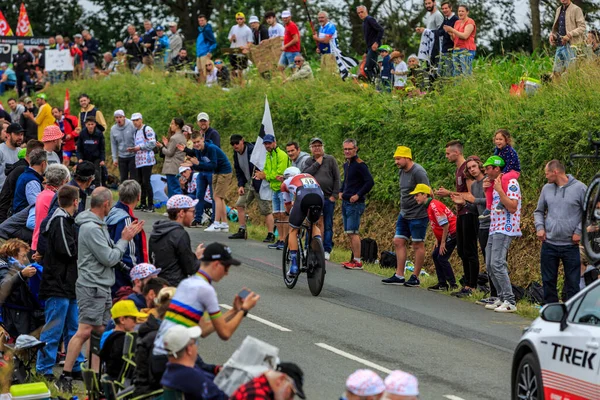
[407,54,418,61]
[163,325,201,357]
[197,112,209,122]
[178,166,191,174]
[384,370,419,396]
[114,109,125,117]
[249,16,259,24]
[131,112,143,120]
[281,10,291,18]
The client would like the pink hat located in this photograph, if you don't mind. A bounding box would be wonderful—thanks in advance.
[42,125,64,142]
[384,370,419,396]
[346,369,385,396]
[167,195,199,210]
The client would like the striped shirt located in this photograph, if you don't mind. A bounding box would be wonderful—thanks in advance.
[153,270,221,355]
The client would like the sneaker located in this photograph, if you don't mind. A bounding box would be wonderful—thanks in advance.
[455,288,473,298]
[219,223,229,233]
[287,262,299,279]
[228,228,246,239]
[342,261,363,270]
[268,240,282,250]
[54,375,73,393]
[276,241,285,250]
[145,206,155,213]
[428,283,449,292]
[476,297,498,306]
[450,289,463,297]
[135,205,146,211]
[449,284,459,291]
[494,300,517,313]
[190,220,203,228]
[56,352,65,366]
[495,203,506,212]
[404,274,420,287]
[204,223,222,232]
[324,252,331,261]
[478,209,490,221]
[263,233,276,243]
[71,370,84,381]
[382,274,405,285]
[485,299,504,310]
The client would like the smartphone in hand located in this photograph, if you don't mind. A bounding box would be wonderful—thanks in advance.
[238,289,250,300]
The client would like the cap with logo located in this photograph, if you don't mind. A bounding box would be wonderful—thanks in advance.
[130,263,161,281]
[235,12,245,19]
[114,109,125,117]
[200,242,241,266]
[393,145,412,159]
[346,369,385,396]
[111,300,148,320]
[249,16,259,24]
[167,194,199,210]
[281,10,291,18]
[384,370,419,396]
[131,113,143,121]
[197,112,209,122]
[42,125,65,142]
[409,183,432,196]
[483,155,505,168]
[7,123,25,134]
[277,362,306,399]
[262,134,275,144]
[163,325,202,357]
[309,137,323,145]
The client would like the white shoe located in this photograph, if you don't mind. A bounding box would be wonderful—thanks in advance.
[162,212,168,217]
[494,301,517,313]
[485,299,503,310]
[204,223,221,232]
[219,223,229,233]
[324,252,331,261]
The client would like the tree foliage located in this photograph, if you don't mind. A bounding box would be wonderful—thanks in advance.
[1,1,84,38]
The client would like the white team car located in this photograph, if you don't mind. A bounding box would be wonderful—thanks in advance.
[511,278,600,400]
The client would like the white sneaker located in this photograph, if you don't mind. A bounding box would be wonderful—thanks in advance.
[204,223,221,232]
[324,252,331,261]
[494,301,517,313]
[219,223,229,233]
[485,299,503,310]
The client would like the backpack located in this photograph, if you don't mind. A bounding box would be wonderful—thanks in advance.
[512,284,525,302]
[380,251,396,269]
[351,238,378,264]
[524,281,544,305]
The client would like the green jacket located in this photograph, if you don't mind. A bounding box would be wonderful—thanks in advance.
[264,147,290,191]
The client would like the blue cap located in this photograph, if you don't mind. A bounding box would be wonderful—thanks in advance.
[263,134,275,144]
[156,25,164,31]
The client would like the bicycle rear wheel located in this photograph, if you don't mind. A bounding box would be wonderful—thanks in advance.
[282,237,300,289]
[307,237,326,296]
[582,174,600,264]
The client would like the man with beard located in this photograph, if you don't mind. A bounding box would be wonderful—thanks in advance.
[0,123,24,190]
[41,125,64,165]
[7,98,25,124]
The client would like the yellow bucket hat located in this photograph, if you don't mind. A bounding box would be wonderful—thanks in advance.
[393,146,412,159]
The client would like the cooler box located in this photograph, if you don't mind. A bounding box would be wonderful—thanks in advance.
[10,382,50,400]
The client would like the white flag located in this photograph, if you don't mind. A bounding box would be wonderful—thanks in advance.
[250,96,275,171]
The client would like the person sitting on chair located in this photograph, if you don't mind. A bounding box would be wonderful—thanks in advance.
[280,167,324,279]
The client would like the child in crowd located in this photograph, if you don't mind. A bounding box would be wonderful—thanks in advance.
[407,54,429,92]
[100,300,147,381]
[378,45,392,92]
[411,184,458,291]
[481,129,521,220]
[391,51,408,91]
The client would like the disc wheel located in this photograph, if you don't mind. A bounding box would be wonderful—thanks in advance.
[306,237,326,296]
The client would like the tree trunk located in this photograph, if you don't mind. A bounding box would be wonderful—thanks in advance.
[530,0,542,50]
[165,0,214,45]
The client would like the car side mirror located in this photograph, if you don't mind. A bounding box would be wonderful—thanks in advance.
[541,303,568,331]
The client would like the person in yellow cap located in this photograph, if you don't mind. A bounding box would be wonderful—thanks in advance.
[410,183,458,291]
[228,12,253,82]
[382,146,430,287]
[99,300,147,380]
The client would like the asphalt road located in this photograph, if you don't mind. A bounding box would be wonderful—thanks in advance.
[144,213,531,399]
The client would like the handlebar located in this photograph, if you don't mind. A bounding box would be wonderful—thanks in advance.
[570,132,600,160]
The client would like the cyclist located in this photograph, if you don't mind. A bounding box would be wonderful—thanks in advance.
[281,167,324,278]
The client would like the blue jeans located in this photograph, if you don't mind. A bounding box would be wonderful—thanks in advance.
[0,81,16,95]
[272,191,285,213]
[322,198,335,253]
[540,242,580,304]
[166,174,182,198]
[278,51,301,68]
[433,236,457,285]
[342,201,365,234]
[553,45,576,74]
[439,52,453,77]
[394,214,429,241]
[194,171,213,223]
[453,49,475,76]
[36,297,84,375]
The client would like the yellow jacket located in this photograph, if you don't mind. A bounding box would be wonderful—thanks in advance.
[35,103,54,140]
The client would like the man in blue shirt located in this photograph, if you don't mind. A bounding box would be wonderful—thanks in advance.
[196,15,217,80]
[313,11,339,73]
[0,63,17,96]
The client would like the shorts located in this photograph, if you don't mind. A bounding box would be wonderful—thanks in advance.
[272,190,285,213]
[230,54,248,71]
[553,45,576,74]
[63,150,74,161]
[289,190,324,229]
[212,173,232,200]
[236,183,272,216]
[342,200,365,234]
[395,214,429,241]
[76,284,111,326]
[279,51,300,68]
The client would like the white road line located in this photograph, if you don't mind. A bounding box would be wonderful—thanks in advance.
[444,395,467,400]
[220,304,292,332]
[314,342,392,374]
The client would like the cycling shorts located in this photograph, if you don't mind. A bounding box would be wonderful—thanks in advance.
[289,189,324,229]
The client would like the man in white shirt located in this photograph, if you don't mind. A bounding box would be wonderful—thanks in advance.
[416,0,444,32]
[265,11,285,38]
[228,12,253,80]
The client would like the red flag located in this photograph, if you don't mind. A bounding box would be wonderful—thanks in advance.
[16,3,33,37]
[0,11,14,36]
[64,89,70,116]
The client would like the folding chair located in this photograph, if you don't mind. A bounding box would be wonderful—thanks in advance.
[81,331,102,400]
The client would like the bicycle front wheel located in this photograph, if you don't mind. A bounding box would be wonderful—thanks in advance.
[307,237,326,296]
[582,174,600,264]
[282,237,300,289]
